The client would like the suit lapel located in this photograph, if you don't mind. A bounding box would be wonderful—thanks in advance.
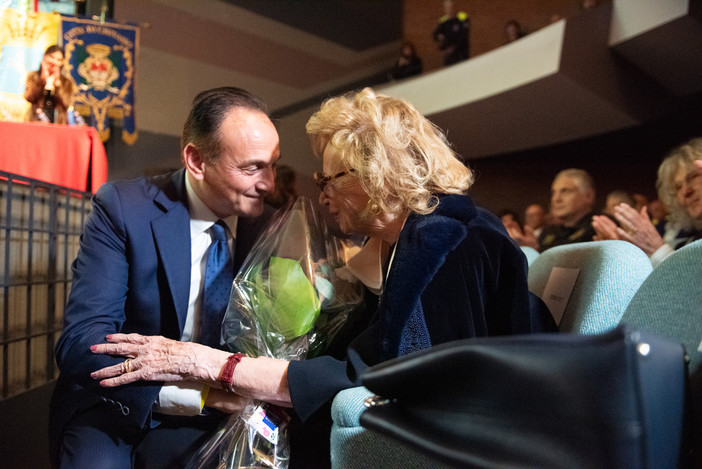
[151,170,191,336]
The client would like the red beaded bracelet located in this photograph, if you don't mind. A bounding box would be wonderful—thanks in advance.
[219,353,245,392]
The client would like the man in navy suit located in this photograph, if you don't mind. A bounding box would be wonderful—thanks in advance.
[49,87,280,468]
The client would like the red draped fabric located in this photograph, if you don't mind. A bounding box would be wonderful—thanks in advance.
[0,121,107,192]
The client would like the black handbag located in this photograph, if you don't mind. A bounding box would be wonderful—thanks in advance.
[360,324,688,469]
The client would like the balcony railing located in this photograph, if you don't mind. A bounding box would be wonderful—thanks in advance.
[0,171,92,400]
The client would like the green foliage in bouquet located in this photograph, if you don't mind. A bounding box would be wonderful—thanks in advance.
[249,256,321,341]
[187,197,364,469]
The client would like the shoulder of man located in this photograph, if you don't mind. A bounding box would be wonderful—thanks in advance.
[94,169,185,212]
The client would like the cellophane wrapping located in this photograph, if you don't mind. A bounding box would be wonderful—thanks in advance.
[186,196,363,469]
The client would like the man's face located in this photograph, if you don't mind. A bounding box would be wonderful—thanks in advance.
[550,176,593,226]
[524,205,545,229]
[191,108,280,219]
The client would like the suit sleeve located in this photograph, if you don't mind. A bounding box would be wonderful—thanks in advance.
[54,183,161,430]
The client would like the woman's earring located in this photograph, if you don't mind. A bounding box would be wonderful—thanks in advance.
[368,200,380,214]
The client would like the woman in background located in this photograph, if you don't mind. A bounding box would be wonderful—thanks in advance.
[24,44,74,124]
[593,138,702,267]
[388,41,423,81]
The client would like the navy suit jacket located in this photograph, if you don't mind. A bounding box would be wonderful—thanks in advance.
[50,169,273,442]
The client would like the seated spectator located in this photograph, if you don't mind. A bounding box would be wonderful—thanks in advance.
[388,41,423,81]
[539,169,597,251]
[264,164,298,209]
[593,138,702,267]
[504,20,527,43]
[501,206,541,250]
[524,203,547,239]
[632,193,649,212]
[498,209,520,227]
[603,190,635,217]
[647,199,668,236]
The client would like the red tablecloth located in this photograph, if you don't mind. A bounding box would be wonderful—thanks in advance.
[0,121,108,192]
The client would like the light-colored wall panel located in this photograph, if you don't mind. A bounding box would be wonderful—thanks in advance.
[135,47,301,136]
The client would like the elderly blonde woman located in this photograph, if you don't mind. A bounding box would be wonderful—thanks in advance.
[593,138,702,267]
[90,88,555,467]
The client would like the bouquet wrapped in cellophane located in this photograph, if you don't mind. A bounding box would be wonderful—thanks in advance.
[186,196,363,469]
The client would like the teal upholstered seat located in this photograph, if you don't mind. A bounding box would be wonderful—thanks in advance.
[520,245,539,266]
[528,240,652,334]
[330,387,454,469]
[620,239,702,376]
[619,239,702,462]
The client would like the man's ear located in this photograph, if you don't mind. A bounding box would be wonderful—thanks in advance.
[183,143,205,180]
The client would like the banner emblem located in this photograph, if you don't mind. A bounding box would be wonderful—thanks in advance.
[62,17,138,144]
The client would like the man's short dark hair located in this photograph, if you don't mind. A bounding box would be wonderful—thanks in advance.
[181,87,269,163]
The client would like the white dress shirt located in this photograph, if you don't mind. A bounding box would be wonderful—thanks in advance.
[155,173,237,416]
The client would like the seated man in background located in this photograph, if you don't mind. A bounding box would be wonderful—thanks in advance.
[524,203,547,239]
[603,190,635,217]
[539,168,597,251]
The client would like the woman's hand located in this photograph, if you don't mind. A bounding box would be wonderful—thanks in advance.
[90,333,230,387]
[40,58,61,90]
[90,333,293,407]
[593,203,665,255]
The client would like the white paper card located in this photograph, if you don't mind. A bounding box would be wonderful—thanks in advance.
[542,267,580,325]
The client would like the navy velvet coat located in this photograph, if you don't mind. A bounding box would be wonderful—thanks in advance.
[288,194,555,421]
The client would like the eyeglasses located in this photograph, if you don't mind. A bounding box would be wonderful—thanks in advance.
[313,169,355,192]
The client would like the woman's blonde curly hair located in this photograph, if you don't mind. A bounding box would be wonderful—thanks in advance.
[306,88,474,216]
[656,137,702,230]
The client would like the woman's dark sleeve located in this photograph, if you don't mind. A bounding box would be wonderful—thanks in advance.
[287,350,367,422]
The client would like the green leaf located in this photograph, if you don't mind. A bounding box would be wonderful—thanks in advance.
[268,257,320,339]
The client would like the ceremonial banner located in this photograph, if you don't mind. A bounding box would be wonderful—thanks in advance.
[61,17,138,144]
[0,6,61,122]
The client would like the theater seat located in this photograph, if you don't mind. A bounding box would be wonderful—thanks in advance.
[619,239,702,465]
[528,240,652,334]
[520,245,539,266]
[329,386,454,469]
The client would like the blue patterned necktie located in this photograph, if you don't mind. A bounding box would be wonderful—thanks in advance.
[201,220,233,347]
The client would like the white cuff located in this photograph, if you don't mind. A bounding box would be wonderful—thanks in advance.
[154,382,206,416]
[649,243,674,269]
